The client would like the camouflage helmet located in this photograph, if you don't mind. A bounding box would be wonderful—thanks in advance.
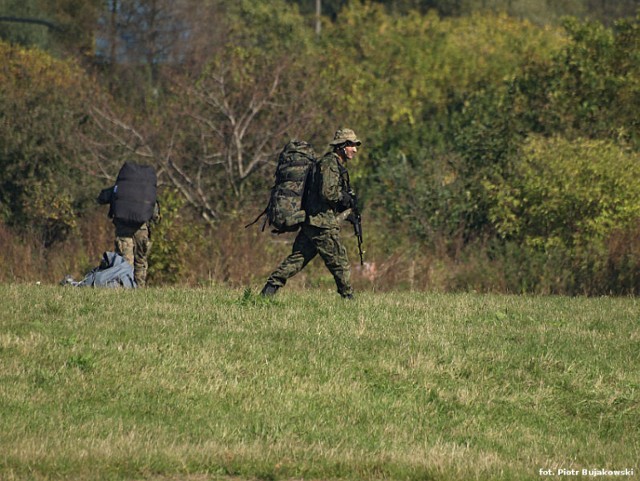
[329,128,361,146]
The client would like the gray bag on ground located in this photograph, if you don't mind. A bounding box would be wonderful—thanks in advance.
[62,252,137,288]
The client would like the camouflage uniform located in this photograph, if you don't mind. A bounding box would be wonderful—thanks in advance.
[113,202,159,287]
[262,128,361,298]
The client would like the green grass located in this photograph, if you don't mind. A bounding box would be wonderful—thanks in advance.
[0,284,638,481]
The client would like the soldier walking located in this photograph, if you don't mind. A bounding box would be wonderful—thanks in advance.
[261,128,361,299]
[98,162,160,287]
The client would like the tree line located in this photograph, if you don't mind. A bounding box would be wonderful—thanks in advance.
[1,0,639,293]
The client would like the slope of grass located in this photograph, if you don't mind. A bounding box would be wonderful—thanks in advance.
[0,284,638,480]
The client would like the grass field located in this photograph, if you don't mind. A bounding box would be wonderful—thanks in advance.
[0,284,638,481]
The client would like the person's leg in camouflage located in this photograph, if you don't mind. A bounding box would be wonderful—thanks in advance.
[132,227,152,287]
[310,226,353,298]
[114,222,151,287]
[115,236,135,267]
[261,228,318,296]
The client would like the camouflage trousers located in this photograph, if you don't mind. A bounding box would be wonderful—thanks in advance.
[114,224,152,287]
[266,224,353,296]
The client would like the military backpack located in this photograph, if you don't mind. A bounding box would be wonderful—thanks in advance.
[98,162,157,225]
[246,140,316,233]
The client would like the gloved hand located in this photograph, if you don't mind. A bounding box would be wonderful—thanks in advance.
[347,189,358,208]
[339,191,355,210]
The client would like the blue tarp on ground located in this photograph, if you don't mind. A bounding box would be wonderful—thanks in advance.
[61,252,136,288]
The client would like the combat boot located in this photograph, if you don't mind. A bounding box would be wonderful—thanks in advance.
[342,293,355,300]
[260,282,279,297]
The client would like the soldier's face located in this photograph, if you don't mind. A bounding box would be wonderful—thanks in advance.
[343,143,358,160]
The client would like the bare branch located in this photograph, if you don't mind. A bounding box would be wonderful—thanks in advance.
[90,106,155,158]
[166,158,218,222]
[0,16,60,31]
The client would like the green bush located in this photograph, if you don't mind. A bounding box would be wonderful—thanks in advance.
[482,136,640,294]
[148,190,206,286]
[0,41,100,245]
[512,16,640,146]
[489,136,640,249]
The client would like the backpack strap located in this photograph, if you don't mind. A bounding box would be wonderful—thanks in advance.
[279,188,303,197]
[244,207,267,229]
[282,159,312,168]
[300,158,315,203]
[336,157,351,186]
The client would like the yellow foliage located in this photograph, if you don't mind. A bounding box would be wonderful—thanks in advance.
[320,6,566,146]
[0,41,85,93]
[489,135,640,249]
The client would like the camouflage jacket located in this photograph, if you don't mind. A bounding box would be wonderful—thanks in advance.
[305,151,351,229]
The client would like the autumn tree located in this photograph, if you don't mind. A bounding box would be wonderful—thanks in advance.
[83,0,325,222]
[0,41,102,246]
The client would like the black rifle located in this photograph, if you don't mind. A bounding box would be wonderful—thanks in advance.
[346,190,364,266]
[338,160,364,265]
